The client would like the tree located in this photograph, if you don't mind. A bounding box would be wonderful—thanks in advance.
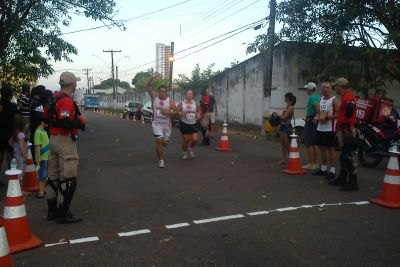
[94,78,131,90]
[247,0,400,88]
[0,0,123,87]
[131,70,168,93]
[176,63,218,93]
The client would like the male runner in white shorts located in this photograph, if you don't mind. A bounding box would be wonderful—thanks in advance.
[146,75,177,168]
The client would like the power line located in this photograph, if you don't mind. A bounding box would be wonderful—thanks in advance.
[175,24,257,61]
[118,18,265,74]
[60,0,194,35]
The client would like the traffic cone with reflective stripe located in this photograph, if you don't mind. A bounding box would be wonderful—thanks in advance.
[0,226,13,267]
[283,134,307,175]
[371,147,400,208]
[216,121,232,152]
[22,143,39,192]
[2,168,42,253]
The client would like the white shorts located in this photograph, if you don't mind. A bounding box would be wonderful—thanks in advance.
[152,121,171,141]
[201,112,216,127]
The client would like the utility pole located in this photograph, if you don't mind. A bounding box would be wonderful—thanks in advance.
[168,42,175,100]
[265,0,276,97]
[82,68,92,95]
[115,66,119,95]
[103,49,121,107]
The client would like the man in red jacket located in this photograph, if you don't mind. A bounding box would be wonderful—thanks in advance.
[45,72,86,223]
[328,78,358,191]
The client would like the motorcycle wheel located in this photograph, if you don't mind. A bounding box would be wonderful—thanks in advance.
[358,147,383,168]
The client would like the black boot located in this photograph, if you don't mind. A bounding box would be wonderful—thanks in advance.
[328,170,347,186]
[56,177,82,224]
[47,198,58,221]
[340,174,359,191]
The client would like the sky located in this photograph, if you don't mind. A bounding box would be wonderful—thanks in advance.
[38,0,269,90]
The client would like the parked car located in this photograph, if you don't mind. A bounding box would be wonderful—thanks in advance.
[142,101,153,122]
[123,101,143,120]
[142,100,179,125]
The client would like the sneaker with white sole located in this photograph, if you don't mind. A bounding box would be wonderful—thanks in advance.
[302,163,314,170]
[158,160,165,168]
[182,152,188,160]
[188,150,195,159]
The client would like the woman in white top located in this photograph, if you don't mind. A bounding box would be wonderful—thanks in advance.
[176,90,201,160]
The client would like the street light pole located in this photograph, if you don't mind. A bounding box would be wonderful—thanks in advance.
[82,68,92,95]
[103,49,121,108]
[168,42,175,100]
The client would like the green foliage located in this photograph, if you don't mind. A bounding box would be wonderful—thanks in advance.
[176,63,218,94]
[94,78,131,90]
[247,0,400,87]
[0,0,123,87]
[131,69,167,93]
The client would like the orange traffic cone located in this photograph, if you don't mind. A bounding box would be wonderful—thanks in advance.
[283,134,307,175]
[0,226,13,267]
[22,143,39,192]
[216,121,232,152]
[3,168,42,253]
[371,147,400,208]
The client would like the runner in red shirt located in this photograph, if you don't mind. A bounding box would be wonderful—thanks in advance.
[328,78,359,191]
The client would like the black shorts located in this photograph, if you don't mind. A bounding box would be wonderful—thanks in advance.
[179,121,200,135]
[304,121,318,147]
[316,131,337,147]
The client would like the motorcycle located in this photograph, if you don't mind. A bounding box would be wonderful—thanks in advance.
[357,118,400,168]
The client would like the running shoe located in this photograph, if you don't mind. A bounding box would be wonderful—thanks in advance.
[158,160,165,168]
[188,150,195,159]
[182,152,188,160]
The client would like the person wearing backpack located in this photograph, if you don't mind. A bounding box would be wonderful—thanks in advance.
[43,71,86,224]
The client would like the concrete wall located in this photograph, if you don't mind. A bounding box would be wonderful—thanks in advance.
[210,45,400,127]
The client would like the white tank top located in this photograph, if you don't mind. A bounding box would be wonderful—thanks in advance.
[317,96,336,132]
[153,97,171,124]
[181,100,197,125]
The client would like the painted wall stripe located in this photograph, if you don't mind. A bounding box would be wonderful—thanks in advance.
[69,237,99,244]
[165,223,190,229]
[118,229,151,237]
[193,214,244,224]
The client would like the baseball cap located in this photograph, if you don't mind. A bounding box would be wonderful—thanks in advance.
[304,82,316,91]
[59,71,81,85]
[333,77,349,87]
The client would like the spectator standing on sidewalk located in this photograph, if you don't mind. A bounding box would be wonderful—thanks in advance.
[313,82,339,180]
[17,84,30,118]
[0,85,19,172]
[328,78,359,191]
[303,82,320,170]
[278,92,296,165]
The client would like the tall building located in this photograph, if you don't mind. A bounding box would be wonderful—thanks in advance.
[155,43,171,79]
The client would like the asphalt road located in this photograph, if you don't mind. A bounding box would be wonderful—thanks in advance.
[3,111,400,267]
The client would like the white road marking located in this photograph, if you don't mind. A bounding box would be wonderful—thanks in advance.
[45,242,69,248]
[193,214,245,224]
[69,236,99,244]
[247,211,270,216]
[165,223,190,229]
[118,229,151,237]
[44,201,370,248]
